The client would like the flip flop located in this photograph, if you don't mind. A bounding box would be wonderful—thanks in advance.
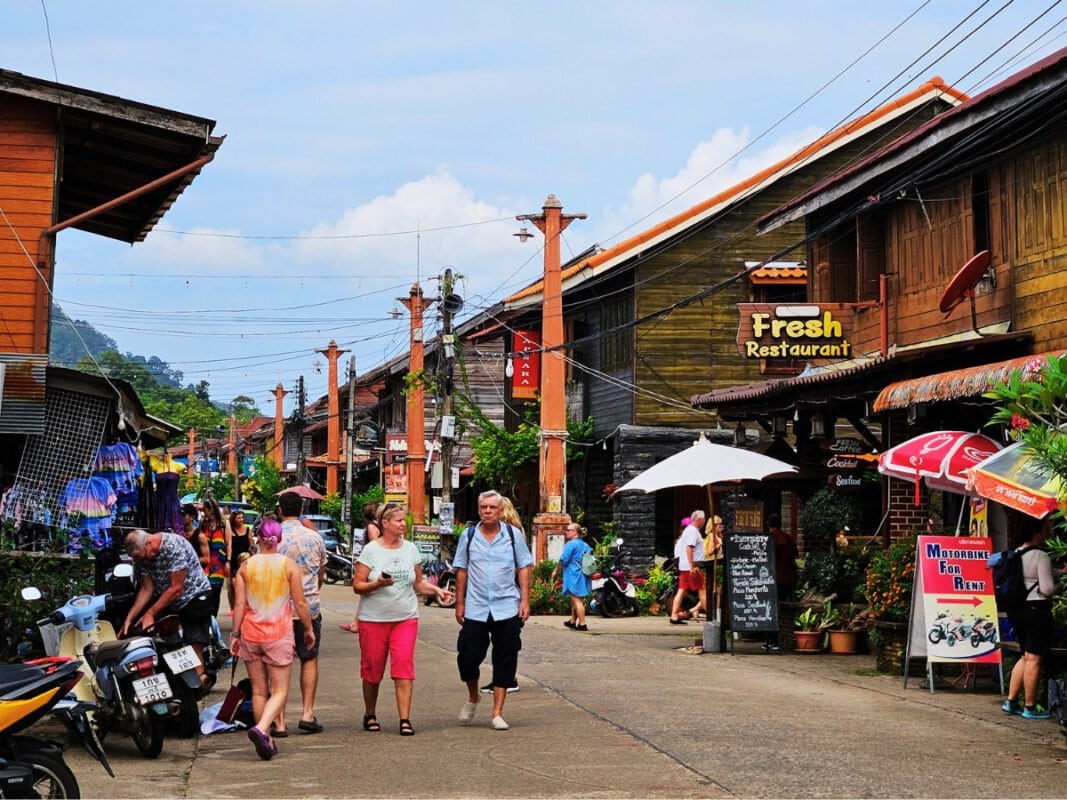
[298,717,324,734]
[248,727,275,760]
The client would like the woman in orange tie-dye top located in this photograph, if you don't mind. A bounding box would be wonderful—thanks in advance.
[231,519,315,761]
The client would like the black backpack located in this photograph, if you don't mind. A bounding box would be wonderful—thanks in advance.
[986,545,1037,618]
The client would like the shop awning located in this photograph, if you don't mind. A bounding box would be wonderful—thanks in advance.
[873,351,1064,412]
[968,441,1067,519]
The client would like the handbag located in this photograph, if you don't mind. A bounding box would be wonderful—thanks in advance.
[216,661,244,724]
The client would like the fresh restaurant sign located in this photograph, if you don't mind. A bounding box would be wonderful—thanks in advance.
[736,304,854,359]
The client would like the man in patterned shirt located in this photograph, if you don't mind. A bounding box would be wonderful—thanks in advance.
[277,491,327,733]
[121,529,213,678]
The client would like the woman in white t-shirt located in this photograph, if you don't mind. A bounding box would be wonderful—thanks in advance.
[352,502,453,736]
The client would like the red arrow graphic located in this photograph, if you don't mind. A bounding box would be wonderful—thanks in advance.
[936,596,982,607]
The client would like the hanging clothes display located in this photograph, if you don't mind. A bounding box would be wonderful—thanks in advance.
[91,442,143,513]
[58,476,117,549]
[150,453,185,533]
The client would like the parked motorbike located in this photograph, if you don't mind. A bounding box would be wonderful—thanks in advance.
[0,656,113,798]
[589,539,639,618]
[22,569,175,759]
[140,615,203,739]
[969,616,998,647]
[927,613,973,647]
[421,559,457,608]
[323,543,354,585]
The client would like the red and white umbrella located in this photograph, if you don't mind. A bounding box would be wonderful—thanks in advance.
[878,431,1002,506]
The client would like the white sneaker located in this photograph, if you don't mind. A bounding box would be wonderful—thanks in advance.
[490,715,509,731]
[458,701,479,724]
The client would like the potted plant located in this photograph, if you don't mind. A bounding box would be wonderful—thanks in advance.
[794,606,823,652]
[826,602,868,654]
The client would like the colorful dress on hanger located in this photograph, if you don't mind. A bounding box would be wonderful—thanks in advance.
[151,455,184,533]
[58,476,117,549]
[92,442,143,514]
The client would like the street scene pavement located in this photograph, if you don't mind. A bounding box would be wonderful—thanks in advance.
[61,584,1066,799]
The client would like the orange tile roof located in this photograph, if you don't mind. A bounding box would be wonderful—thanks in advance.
[505,77,966,305]
[748,265,807,284]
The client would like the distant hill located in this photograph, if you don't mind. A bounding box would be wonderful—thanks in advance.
[49,302,184,388]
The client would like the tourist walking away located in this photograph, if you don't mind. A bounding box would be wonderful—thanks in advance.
[201,499,229,618]
[1001,516,1058,719]
[671,510,705,625]
[341,502,380,633]
[764,513,798,650]
[454,490,534,731]
[181,503,210,570]
[352,503,454,736]
[277,490,327,733]
[226,508,253,614]
[231,518,315,760]
[551,523,592,631]
[120,529,212,684]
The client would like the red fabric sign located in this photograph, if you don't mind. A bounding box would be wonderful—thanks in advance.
[511,330,541,400]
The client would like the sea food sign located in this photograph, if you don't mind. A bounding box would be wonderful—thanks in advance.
[737,304,853,359]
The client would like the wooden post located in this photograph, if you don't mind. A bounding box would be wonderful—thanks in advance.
[272,383,288,471]
[400,283,427,523]
[317,340,348,496]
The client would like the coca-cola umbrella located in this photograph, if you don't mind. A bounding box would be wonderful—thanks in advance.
[878,430,1002,506]
[278,485,325,502]
[967,441,1067,519]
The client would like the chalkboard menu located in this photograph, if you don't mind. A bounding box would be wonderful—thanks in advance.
[724,534,778,632]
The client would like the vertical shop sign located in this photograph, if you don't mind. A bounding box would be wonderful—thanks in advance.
[511,330,541,400]
[907,535,1001,675]
[384,433,408,500]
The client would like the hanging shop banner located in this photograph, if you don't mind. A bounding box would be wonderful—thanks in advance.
[735,303,856,359]
[511,330,541,400]
[909,535,1000,665]
[968,496,988,538]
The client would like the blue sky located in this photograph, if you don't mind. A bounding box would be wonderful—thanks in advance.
[2,1,1062,412]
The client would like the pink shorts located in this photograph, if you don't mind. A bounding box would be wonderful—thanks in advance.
[680,570,705,592]
[357,618,418,683]
[238,630,295,667]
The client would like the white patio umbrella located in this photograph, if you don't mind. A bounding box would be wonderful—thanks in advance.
[614,431,797,494]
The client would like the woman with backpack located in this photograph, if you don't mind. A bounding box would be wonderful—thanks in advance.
[551,522,593,631]
[1002,516,1058,719]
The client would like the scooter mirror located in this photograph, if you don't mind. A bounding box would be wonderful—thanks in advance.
[113,563,134,579]
[21,587,42,602]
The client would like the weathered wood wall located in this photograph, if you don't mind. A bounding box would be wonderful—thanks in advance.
[0,96,56,354]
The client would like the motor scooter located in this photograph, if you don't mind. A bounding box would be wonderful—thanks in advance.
[323,541,354,585]
[421,559,457,608]
[140,615,204,739]
[0,656,113,798]
[589,538,639,618]
[22,566,175,759]
[969,615,998,647]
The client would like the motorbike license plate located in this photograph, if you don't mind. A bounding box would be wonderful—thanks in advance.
[132,673,173,705]
[163,645,202,674]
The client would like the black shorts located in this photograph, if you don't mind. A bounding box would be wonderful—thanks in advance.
[177,592,212,646]
[1013,601,1053,659]
[294,615,322,660]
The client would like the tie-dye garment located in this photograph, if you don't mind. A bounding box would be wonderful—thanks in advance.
[239,553,294,643]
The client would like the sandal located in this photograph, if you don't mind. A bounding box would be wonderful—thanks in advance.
[399,718,414,736]
[362,715,381,732]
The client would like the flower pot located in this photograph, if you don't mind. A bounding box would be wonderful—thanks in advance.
[827,629,864,654]
[793,630,823,652]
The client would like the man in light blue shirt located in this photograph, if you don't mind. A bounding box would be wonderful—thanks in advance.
[454,490,533,731]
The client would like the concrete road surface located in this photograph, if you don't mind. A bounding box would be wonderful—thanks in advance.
[58,584,1065,799]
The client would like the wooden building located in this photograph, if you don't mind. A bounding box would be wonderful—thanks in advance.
[502,79,966,565]
[694,47,1067,548]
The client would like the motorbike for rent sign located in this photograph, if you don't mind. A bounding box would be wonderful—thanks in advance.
[905,535,1001,691]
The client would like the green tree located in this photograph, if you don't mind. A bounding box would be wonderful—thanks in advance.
[243,456,286,514]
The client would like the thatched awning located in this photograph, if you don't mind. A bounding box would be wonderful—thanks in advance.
[872,351,1064,412]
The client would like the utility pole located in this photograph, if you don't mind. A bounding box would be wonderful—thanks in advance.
[517,194,586,560]
[317,339,348,496]
[296,375,307,485]
[400,283,427,523]
[439,268,457,514]
[272,383,288,471]
[344,355,356,534]
[228,414,238,500]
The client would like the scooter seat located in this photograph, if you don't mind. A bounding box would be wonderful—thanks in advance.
[89,636,154,666]
[0,664,53,697]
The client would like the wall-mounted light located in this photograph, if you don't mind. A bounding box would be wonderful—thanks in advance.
[771,415,788,437]
[733,424,746,446]
[810,414,828,440]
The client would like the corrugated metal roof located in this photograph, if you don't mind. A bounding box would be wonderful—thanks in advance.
[872,351,1064,412]
[691,355,886,407]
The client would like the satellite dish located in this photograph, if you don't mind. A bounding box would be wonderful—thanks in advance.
[442,293,464,314]
[939,250,991,313]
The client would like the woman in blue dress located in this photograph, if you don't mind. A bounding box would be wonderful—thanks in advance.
[551,523,593,631]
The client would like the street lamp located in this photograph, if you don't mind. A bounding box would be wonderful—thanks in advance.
[516,194,585,560]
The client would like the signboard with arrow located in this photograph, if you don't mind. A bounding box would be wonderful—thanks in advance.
[906,535,1001,674]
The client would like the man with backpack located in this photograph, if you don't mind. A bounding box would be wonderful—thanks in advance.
[454,490,534,731]
[998,516,1058,719]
